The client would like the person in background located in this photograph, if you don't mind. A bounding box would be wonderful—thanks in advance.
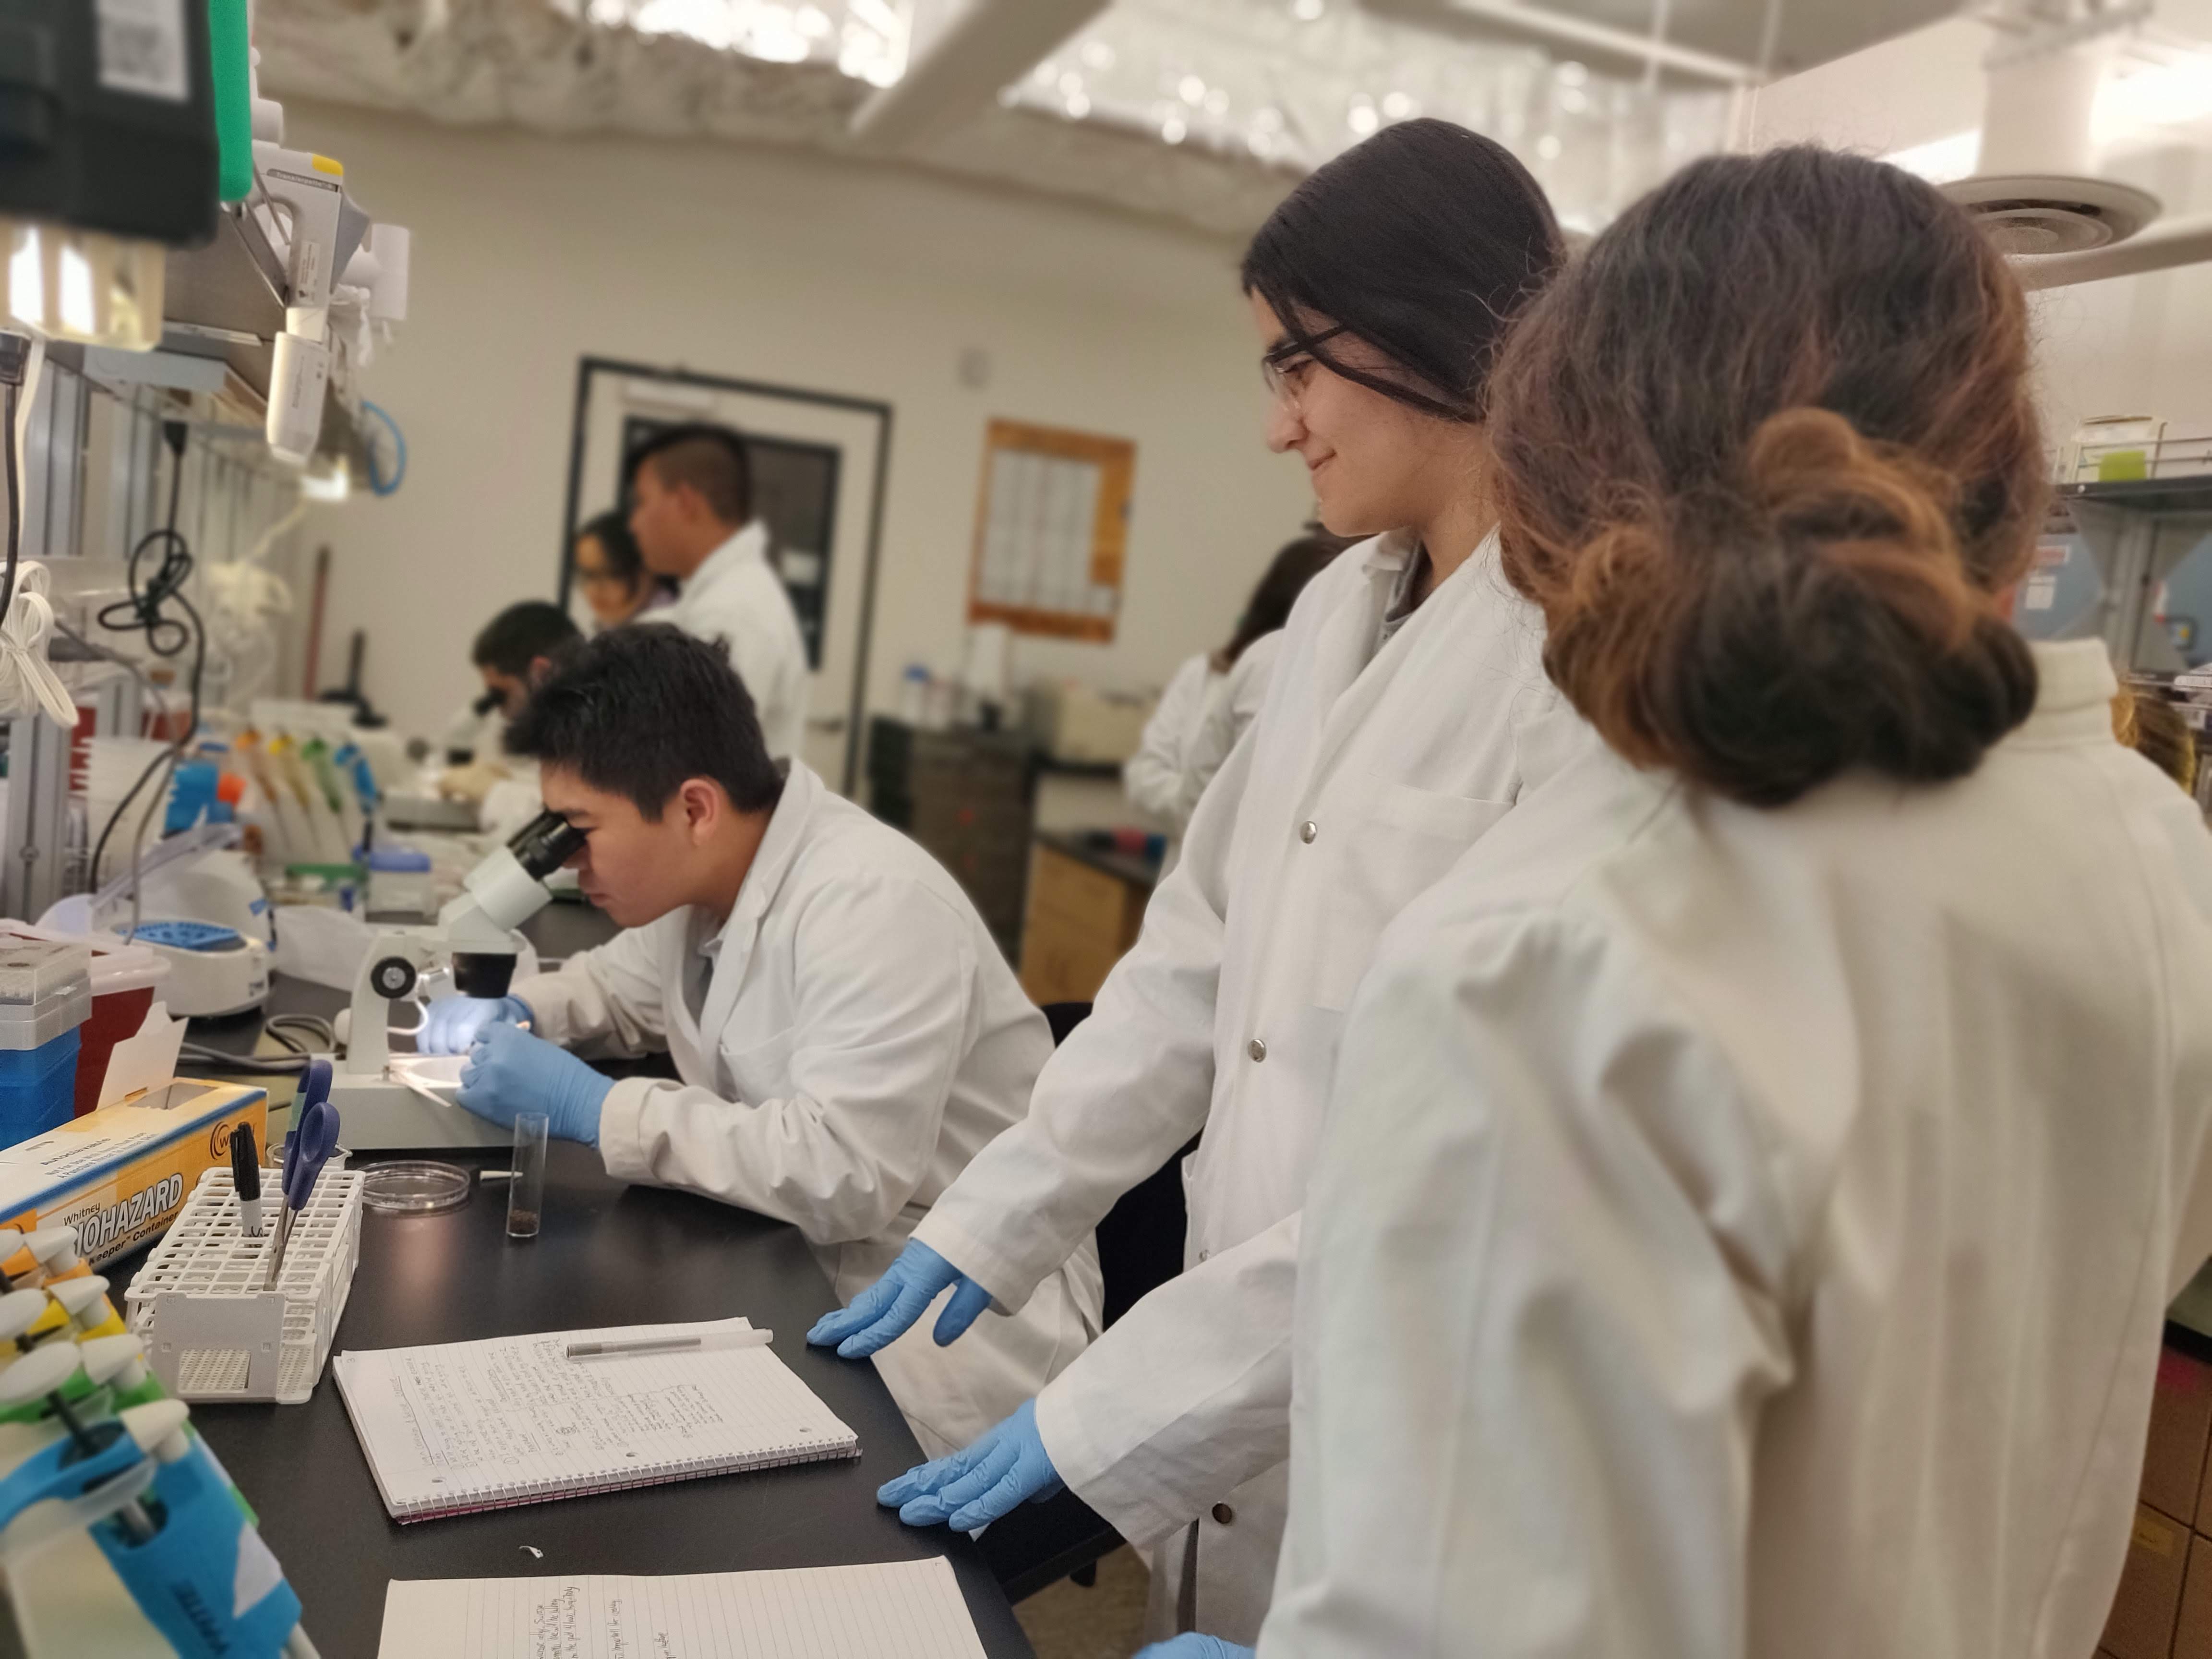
[811,119,1587,1645]
[2115,684,2200,794]
[1124,533,1346,842]
[572,509,674,632]
[625,424,811,762]
[1155,147,2212,1659]
[472,601,581,719]
[419,627,1101,1459]
[437,601,583,830]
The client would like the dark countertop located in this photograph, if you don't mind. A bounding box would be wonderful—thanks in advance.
[1034,830,1162,894]
[92,899,1034,1659]
[105,1143,1031,1658]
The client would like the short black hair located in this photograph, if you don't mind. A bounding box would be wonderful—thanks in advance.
[471,601,581,679]
[505,625,783,819]
[625,423,753,527]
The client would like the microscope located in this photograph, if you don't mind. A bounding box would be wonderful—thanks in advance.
[329,810,585,1149]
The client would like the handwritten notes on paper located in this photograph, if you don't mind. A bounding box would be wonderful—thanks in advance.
[377,1558,989,1659]
[335,1320,856,1519]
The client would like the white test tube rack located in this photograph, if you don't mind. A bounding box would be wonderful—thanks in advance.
[122,1164,363,1405]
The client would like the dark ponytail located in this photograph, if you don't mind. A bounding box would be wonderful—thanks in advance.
[1491,146,2046,806]
[1241,118,1565,423]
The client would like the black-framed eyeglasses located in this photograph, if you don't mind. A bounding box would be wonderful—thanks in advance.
[1260,325,1348,407]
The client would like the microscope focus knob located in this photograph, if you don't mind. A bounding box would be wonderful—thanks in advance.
[369,956,418,999]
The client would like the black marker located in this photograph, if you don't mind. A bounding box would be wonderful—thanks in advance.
[231,1124,263,1237]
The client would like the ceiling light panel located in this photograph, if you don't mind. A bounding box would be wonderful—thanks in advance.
[555,0,910,84]
[1004,0,1734,231]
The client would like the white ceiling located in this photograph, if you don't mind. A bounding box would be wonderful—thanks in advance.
[255,0,1961,238]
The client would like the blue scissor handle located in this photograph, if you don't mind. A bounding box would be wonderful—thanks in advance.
[282,1058,340,1212]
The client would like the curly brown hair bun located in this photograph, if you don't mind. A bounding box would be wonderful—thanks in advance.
[1491,146,2046,806]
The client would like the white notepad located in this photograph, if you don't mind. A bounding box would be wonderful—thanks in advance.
[377,1557,988,1659]
[334,1318,859,1522]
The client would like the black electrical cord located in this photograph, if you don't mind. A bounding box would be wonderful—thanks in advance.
[0,334,29,650]
[89,422,208,898]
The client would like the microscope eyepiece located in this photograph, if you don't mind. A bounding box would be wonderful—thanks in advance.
[507,809,587,879]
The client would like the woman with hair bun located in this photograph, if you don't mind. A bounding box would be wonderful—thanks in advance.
[1213,146,2212,1659]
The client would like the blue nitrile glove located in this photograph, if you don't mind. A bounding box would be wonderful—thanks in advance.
[1136,1639,1254,1659]
[806,1239,993,1358]
[420,993,532,1056]
[878,1398,1062,1530]
[457,1022,610,1145]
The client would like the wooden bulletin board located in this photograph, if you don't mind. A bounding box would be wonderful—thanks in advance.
[967,420,1136,642]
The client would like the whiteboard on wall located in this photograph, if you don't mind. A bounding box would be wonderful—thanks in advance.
[968,420,1134,643]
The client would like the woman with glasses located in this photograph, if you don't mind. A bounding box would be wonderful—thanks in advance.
[570,509,673,632]
[811,118,1594,1643]
[1179,146,2212,1659]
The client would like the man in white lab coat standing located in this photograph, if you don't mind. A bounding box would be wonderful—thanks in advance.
[424,626,1101,1458]
[625,423,812,762]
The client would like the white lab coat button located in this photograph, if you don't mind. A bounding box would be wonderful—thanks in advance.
[1198,1249,1210,1262]
[1299,821,1318,843]
[1212,1503,1236,1526]
[1247,1037,1267,1063]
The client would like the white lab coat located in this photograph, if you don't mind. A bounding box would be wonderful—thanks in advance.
[914,528,1590,1639]
[1185,633,1283,807]
[1125,641,1281,855]
[1262,639,2212,1659]
[1124,653,1218,830]
[662,522,811,763]
[513,762,1103,1459]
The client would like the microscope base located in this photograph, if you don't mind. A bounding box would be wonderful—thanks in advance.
[327,1073,512,1150]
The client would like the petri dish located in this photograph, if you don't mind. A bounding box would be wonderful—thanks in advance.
[360,1161,475,1214]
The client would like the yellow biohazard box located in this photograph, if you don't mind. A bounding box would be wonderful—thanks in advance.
[0,1080,267,1268]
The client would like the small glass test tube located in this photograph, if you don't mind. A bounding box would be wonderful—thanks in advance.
[507,1113,549,1240]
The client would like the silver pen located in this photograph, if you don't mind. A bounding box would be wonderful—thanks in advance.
[564,1328,772,1360]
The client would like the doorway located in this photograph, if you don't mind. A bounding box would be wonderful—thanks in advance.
[559,358,893,793]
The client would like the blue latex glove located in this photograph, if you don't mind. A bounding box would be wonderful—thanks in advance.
[456,1022,610,1145]
[1136,1640,1254,1659]
[877,1399,1062,1530]
[419,993,532,1056]
[806,1240,993,1358]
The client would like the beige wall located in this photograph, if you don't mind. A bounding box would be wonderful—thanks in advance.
[1748,18,2212,445]
[290,101,1313,753]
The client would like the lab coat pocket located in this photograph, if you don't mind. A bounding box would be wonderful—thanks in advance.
[718,1024,797,1102]
[1314,785,1512,1011]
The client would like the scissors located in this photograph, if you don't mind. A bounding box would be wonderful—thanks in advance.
[264,1058,340,1291]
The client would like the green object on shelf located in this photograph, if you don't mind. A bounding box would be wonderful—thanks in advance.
[208,0,255,203]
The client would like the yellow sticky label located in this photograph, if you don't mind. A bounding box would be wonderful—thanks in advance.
[309,154,344,176]
[2136,1513,2179,1558]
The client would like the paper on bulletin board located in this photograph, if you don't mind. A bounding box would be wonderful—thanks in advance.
[968,419,1135,643]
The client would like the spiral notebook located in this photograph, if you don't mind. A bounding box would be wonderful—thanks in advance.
[333,1318,859,1522]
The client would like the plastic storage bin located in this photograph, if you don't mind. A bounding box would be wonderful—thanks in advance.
[72,937,166,1118]
[0,926,170,1118]
[0,942,90,1147]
